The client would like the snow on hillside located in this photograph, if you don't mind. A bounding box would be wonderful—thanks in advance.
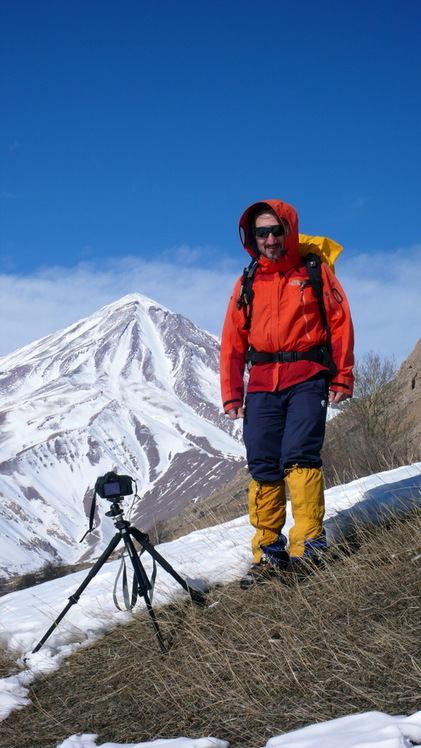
[0,294,245,578]
[56,712,421,748]
[0,462,420,748]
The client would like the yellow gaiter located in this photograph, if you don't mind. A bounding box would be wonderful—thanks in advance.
[248,478,286,563]
[285,467,325,558]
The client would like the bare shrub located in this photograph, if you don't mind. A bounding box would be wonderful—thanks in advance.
[322,351,415,486]
[0,560,90,597]
[349,350,397,436]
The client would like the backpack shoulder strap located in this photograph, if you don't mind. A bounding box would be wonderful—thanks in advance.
[304,253,327,331]
[236,258,259,330]
[304,253,337,377]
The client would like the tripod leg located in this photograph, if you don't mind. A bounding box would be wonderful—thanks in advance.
[130,527,206,606]
[122,532,167,653]
[139,587,167,654]
[32,533,122,654]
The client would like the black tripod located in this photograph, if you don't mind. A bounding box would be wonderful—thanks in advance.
[32,498,206,654]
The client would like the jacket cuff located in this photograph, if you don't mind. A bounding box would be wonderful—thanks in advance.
[223,398,243,413]
[330,377,353,396]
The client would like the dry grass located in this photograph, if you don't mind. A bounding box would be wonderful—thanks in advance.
[0,649,19,681]
[1,510,420,748]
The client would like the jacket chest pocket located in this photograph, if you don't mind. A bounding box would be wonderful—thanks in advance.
[289,279,318,308]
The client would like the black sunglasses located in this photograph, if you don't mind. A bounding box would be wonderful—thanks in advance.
[254,224,284,238]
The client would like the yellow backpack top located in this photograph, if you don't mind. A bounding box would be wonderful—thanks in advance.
[299,234,343,272]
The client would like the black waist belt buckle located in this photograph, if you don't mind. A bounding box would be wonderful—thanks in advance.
[281,351,298,363]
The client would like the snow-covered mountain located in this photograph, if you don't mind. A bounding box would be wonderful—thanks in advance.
[0,293,245,577]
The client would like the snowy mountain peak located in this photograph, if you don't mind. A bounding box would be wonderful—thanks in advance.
[0,293,244,577]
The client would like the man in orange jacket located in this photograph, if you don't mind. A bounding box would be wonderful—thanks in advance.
[220,199,354,586]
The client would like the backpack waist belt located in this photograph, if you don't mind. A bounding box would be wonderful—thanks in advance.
[246,345,331,367]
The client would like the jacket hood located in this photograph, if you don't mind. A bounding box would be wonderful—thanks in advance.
[239,199,301,272]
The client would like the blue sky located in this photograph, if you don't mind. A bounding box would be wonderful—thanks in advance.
[1,0,420,364]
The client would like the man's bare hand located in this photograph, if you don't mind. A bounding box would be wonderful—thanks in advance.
[328,390,350,404]
[226,406,245,420]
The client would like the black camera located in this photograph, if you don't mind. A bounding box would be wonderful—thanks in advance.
[95,472,134,500]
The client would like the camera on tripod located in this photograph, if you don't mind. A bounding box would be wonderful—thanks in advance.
[95,471,134,500]
[32,469,207,657]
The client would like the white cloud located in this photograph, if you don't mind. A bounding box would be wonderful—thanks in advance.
[0,246,419,365]
[0,254,237,357]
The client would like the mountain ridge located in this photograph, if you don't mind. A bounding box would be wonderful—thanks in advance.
[0,293,245,577]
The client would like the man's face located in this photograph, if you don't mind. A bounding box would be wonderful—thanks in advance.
[254,213,286,260]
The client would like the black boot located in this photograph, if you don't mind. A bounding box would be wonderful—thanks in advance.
[281,554,325,585]
[240,552,289,589]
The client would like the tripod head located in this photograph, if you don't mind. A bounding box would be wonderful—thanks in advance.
[103,497,140,536]
[105,498,125,519]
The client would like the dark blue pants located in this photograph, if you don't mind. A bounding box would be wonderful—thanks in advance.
[243,374,329,483]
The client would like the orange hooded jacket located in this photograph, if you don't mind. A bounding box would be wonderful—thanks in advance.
[220,200,354,413]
